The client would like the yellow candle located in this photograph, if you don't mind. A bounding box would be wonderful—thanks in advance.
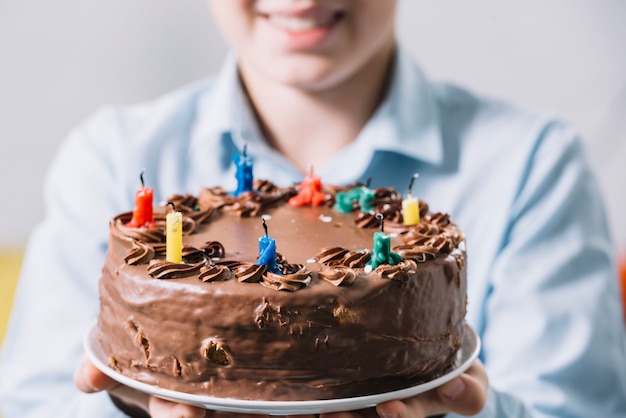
[402,196,420,226]
[166,209,183,264]
[402,173,420,226]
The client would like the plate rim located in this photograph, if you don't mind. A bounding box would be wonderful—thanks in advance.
[84,321,480,414]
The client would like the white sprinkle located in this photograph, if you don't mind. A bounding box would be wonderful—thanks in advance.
[211,257,220,261]
[364,265,373,273]
[261,214,272,220]
[307,258,317,264]
[383,204,391,210]
[319,215,333,223]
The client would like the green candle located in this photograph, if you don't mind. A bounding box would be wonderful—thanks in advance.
[333,184,375,213]
[334,190,356,213]
[358,187,375,212]
[367,214,402,269]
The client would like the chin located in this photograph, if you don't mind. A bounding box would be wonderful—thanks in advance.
[262,54,353,92]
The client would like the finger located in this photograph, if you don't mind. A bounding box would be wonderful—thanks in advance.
[286,415,321,418]
[321,413,363,418]
[206,410,268,418]
[434,359,489,416]
[108,384,151,412]
[376,397,430,418]
[376,360,488,418]
[149,396,208,418]
[74,355,117,393]
[321,407,380,418]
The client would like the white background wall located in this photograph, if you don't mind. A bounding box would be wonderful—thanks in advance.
[1,1,625,250]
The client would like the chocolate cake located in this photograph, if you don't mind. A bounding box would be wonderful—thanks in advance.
[97,179,467,401]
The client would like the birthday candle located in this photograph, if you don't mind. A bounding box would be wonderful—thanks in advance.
[128,170,154,228]
[402,173,420,226]
[333,179,375,213]
[358,186,375,212]
[333,190,356,213]
[367,213,402,269]
[233,145,254,196]
[289,167,326,207]
[257,218,279,272]
[166,202,183,264]
[258,237,277,267]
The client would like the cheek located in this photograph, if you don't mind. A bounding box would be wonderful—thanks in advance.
[353,0,397,42]
[209,0,257,50]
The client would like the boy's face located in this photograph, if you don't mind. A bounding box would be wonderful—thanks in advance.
[209,0,397,91]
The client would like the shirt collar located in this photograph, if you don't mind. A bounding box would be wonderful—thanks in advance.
[191,45,444,173]
[191,53,240,149]
[191,53,286,163]
[363,45,444,166]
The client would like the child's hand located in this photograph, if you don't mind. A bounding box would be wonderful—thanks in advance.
[321,360,488,418]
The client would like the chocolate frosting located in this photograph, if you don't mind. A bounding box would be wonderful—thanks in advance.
[198,264,231,282]
[111,184,464,290]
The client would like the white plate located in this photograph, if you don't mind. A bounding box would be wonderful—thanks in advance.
[84,322,480,415]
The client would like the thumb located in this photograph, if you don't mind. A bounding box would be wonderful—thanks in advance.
[435,360,488,416]
[74,355,117,393]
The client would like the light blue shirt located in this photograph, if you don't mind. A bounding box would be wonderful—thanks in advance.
[2,47,625,418]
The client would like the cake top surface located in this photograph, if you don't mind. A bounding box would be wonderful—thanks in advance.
[110,179,465,291]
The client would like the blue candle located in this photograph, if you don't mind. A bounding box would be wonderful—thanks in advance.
[233,145,254,196]
[257,219,280,273]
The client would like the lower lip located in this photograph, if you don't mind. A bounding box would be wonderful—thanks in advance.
[262,16,341,50]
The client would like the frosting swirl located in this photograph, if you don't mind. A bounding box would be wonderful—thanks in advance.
[201,241,226,259]
[112,213,164,243]
[315,247,350,264]
[315,248,371,286]
[166,193,214,224]
[235,264,267,283]
[318,265,358,286]
[199,264,232,282]
[261,265,311,291]
[147,258,206,279]
[393,245,438,263]
[426,212,451,227]
[124,240,155,265]
[197,183,294,217]
[376,259,417,282]
[341,250,371,268]
[231,259,312,291]
[354,212,381,229]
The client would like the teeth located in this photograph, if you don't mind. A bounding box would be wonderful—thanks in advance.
[268,14,336,31]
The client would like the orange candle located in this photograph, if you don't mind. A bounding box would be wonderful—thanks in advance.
[289,167,326,207]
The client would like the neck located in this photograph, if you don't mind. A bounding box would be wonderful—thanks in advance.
[239,43,396,174]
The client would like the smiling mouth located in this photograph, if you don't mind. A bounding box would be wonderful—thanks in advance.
[262,10,345,32]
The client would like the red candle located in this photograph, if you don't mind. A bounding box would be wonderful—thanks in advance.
[619,252,626,320]
[128,170,154,228]
[289,168,326,207]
